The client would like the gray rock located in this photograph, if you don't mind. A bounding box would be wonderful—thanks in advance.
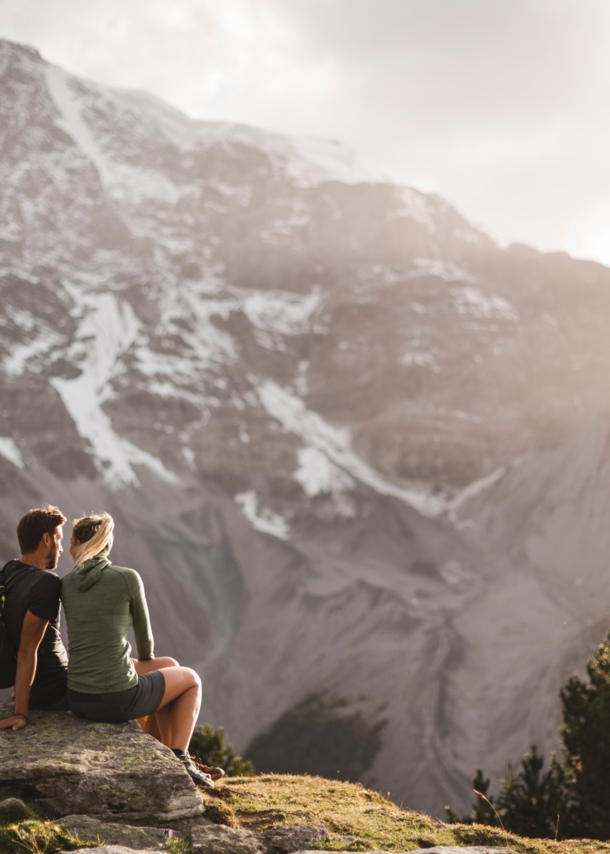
[294,851,517,854]
[261,824,329,853]
[188,822,330,854]
[0,701,203,822]
[58,814,170,849]
[63,848,161,854]
[409,848,517,854]
[0,797,30,821]
[190,823,263,854]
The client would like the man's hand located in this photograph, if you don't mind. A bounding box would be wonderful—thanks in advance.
[0,714,27,731]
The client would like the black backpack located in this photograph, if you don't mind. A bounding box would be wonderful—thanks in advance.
[0,560,37,689]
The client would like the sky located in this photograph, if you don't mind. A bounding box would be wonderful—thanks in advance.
[2,0,610,262]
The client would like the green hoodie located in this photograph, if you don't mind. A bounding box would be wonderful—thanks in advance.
[61,557,154,694]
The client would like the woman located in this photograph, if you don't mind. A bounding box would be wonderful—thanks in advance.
[61,512,219,787]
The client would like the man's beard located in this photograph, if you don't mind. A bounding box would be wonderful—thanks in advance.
[45,542,59,570]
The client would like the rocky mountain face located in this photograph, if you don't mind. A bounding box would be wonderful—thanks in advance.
[1,37,610,817]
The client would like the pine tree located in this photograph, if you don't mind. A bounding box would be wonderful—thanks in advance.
[447,630,610,840]
[495,746,565,838]
[445,769,498,826]
[447,750,565,838]
[558,631,610,839]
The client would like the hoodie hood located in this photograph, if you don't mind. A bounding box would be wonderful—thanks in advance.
[71,556,111,591]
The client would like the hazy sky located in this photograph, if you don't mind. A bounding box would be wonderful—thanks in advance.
[2,0,610,262]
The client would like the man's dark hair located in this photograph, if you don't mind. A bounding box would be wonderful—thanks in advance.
[17,505,67,554]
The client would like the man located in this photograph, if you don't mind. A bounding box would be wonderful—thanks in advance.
[0,505,69,731]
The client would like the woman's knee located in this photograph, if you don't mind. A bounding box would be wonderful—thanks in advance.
[159,665,201,702]
[181,667,201,692]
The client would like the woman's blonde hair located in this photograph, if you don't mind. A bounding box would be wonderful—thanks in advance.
[72,513,114,566]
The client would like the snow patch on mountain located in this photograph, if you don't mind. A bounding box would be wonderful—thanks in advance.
[448,466,506,523]
[280,134,384,187]
[2,307,63,377]
[45,63,185,213]
[393,189,437,231]
[451,286,518,321]
[294,446,356,497]
[158,117,389,188]
[410,257,476,282]
[0,437,24,468]
[50,288,178,488]
[255,378,445,516]
[45,63,112,186]
[243,288,322,335]
[235,490,290,540]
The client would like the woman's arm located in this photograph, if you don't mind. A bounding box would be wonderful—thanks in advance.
[128,570,154,660]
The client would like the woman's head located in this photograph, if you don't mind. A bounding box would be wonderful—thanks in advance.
[71,513,114,566]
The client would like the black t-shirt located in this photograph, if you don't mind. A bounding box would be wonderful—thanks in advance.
[3,560,68,707]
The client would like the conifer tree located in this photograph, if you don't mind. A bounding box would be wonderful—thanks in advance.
[495,746,565,838]
[445,769,497,826]
[558,631,610,839]
[448,630,610,840]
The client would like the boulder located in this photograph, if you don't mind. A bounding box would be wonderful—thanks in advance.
[0,702,203,822]
[188,822,329,854]
[58,815,171,850]
[409,849,517,854]
[0,797,30,821]
[190,823,263,854]
[261,824,329,853]
[64,848,161,854]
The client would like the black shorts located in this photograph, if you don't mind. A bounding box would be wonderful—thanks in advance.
[31,692,69,711]
[67,671,165,723]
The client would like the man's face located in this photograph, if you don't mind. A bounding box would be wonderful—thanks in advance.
[45,525,63,570]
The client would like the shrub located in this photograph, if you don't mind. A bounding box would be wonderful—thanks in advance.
[189,724,255,777]
[244,692,385,782]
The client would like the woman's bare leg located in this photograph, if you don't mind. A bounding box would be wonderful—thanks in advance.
[133,656,179,674]
[152,703,173,746]
[133,657,179,744]
[155,666,202,753]
[132,659,201,752]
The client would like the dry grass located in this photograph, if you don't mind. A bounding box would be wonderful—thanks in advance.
[202,774,610,854]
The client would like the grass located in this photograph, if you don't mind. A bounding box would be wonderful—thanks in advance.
[0,819,95,854]
[201,773,610,854]
[5,774,610,853]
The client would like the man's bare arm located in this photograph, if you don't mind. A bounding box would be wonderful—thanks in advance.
[0,610,48,731]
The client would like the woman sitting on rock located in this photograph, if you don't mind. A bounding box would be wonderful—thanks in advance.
[61,512,218,788]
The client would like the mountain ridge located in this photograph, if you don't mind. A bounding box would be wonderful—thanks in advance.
[2,37,610,818]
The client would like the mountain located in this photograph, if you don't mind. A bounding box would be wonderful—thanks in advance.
[1,37,610,816]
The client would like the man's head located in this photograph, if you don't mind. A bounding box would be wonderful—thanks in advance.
[17,505,67,570]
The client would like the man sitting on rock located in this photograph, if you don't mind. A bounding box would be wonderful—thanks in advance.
[0,505,69,730]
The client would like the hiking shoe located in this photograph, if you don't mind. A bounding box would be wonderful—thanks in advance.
[191,757,226,781]
[172,749,215,788]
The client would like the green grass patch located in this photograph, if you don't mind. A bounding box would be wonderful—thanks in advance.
[0,819,95,854]
[201,774,610,854]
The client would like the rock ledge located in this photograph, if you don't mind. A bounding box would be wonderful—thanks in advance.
[0,702,203,822]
